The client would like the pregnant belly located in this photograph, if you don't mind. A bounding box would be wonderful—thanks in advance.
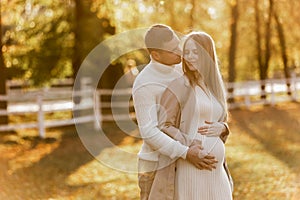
[175,137,227,186]
[202,137,225,164]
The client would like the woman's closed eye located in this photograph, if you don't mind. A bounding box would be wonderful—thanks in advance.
[183,50,198,56]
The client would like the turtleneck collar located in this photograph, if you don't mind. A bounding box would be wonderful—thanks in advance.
[150,59,176,74]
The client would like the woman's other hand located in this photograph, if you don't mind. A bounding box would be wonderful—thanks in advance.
[198,121,226,137]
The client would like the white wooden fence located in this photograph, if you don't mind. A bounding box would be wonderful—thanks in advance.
[0,89,95,138]
[226,77,300,108]
[0,77,299,138]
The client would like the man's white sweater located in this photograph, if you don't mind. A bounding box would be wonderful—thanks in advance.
[132,59,188,161]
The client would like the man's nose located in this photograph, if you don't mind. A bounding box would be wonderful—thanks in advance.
[174,47,182,55]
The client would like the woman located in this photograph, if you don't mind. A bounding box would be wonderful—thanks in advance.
[152,32,233,200]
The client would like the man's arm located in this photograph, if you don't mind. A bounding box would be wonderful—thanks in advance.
[133,85,188,159]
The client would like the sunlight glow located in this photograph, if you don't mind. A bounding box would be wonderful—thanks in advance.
[12,58,19,65]
[208,7,217,19]
[184,3,193,13]
[45,9,54,17]
[2,45,8,53]
[131,67,139,76]
[6,61,12,68]
[29,21,35,28]
[115,10,123,21]
[8,142,60,174]
[25,1,32,15]
[65,156,139,198]
[138,3,146,13]
[216,41,223,49]
[147,6,154,13]
[18,18,25,26]
[66,143,140,186]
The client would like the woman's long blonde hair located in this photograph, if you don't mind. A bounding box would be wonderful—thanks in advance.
[182,32,228,120]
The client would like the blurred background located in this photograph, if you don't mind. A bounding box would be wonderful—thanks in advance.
[0,0,299,199]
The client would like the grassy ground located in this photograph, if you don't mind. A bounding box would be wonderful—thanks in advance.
[0,102,299,200]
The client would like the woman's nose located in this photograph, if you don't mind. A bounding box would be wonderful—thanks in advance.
[187,52,194,59]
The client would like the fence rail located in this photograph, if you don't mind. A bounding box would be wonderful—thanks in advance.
[0,77,299,138]
[0,90,96,138]
[226,77,300,108]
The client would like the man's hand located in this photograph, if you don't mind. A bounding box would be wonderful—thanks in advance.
[198,121,226,137]
[186,143,217,170]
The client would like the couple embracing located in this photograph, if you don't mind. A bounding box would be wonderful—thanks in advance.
[132,24,234,200]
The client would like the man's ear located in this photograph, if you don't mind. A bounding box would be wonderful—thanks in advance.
[151,51,160,61]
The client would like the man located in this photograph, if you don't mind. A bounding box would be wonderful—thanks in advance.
[132,24,217,200]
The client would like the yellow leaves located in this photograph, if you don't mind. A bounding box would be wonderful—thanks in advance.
[0,102,299,199]
[8,141,60,174]
[2,45,8,53]
[226,102,300,199]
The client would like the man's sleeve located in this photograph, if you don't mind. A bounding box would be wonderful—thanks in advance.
[133,86,188,159]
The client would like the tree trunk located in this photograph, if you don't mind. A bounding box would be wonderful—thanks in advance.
[227,0,239,103]
[255,0,273,99]
[274,12,291,96]
[262,0,273,99]
[72,1,115,104]
[0,10,8,125]
[254,0,264,99]
[254,0,263,69]
[188,0,196,31]
[166,0,177,30]
[72,0,83,104]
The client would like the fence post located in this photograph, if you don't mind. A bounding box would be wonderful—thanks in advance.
[270,79,275,106]
[291,73,297,101]
[245,83,250,108]
[296,76,299,101]
[37,94,45,138]
[94,91,101,130]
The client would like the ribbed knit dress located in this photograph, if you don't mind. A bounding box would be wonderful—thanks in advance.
[174,85,233,200]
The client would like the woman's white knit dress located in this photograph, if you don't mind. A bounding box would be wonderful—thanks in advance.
[175,85,233,200]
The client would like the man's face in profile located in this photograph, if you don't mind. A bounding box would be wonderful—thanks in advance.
[154,36,182,66]
[155,48,181,66]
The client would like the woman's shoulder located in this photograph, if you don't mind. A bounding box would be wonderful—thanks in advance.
[165,75,192,102]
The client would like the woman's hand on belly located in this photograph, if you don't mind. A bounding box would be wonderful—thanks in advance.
[198,121,226,137]
[186,143,218,170]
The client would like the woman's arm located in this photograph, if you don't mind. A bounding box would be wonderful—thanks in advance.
[198,121,230,143]
[220,122,230,143]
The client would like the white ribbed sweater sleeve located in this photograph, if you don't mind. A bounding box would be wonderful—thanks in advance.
[133,85,188,160]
